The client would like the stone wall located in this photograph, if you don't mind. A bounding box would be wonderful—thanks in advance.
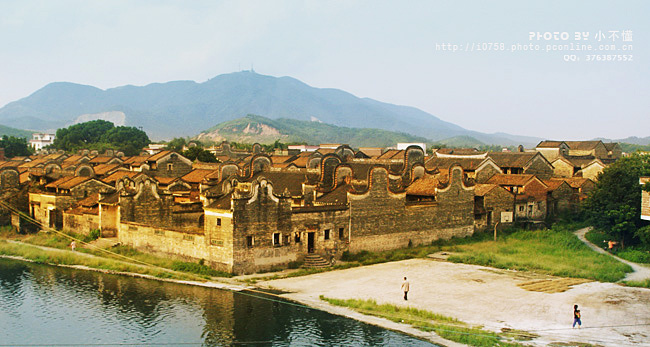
[63,212,99,235]
[348,166,474,252]
[523,155,554,179]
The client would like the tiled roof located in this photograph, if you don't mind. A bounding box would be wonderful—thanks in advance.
[93,163,123,176]
[206,192,233,210]
[89,156,115,164]
[473,184,498,196]
[536,141,566,148]
[436,148,483,155]
[122,156,151,166]
[252,171,307,196]
[147,150,172,162]
[487,152,537,168]
[566,156,602,168]
[405,174,441,196]
[102,171,141,184]
[426,157,485,171]
[603,143,619,151]
[46,176,91,190]
[565,141,602,151]
[542,179,565,190]
[286,156,310,168]
[271,155,296,164]
[550,177,592,188]
[181,169,217,183]
[377,150,403,160]
[153,176,177,185]
[316,183,348,205]
[487,174,535,186]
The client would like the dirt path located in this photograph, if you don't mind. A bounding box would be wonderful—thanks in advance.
[575,227,650,282]
[261,258,650,347]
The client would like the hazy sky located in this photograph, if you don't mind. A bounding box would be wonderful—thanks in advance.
[0,0,647,140]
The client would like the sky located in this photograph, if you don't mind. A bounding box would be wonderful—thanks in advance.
[0,0,648,140]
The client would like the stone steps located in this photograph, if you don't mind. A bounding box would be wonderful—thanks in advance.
[303,254,331,268]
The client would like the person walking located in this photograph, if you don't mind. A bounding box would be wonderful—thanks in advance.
[573,304,582,329]
[401,277,410,301]
[70,241,76,251]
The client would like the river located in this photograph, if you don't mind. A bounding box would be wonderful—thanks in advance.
[0,258,435,346]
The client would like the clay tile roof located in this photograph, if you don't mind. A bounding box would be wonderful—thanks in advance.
[436,148,482,155]
[377,150,403,160]
[181,169,217,183]
[253,171,306,196]
[565,141,602,150]
[487,152,536,168]
[0,161,17,169]
[153,176,177,185]
[102,171,140,184]
[316,148,336,155]
[551,177,590,188]
[542,179,564,190]
[316,183,348,205]
[487,174,535,186]
[93,163,123,176]
[473,183,498,196]
[426,157,485,171]
[206,192,232,210]
[63,155,83,164]
[405,174,441,196]
[122,156,151,166]
[271,155,295,164]
[18,171,30,184]
[78,193,100,207]
[603,143,619,151]
[147,150,172,162]
[89,156,114,164]
[19,158,48,168]
[286,156,310,168]
[46,176,91,189]
[566,157,602,168]
[99,192,119,204]
[536,140,566,148]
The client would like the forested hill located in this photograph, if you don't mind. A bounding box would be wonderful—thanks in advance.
[195,115,431,148]
[0,71,541,145]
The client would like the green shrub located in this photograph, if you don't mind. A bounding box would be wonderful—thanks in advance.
[616,249,650,263]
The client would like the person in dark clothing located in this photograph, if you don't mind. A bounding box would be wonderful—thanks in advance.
[573,304,582,328]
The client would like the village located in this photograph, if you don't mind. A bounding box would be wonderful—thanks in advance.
[0,137,622,275]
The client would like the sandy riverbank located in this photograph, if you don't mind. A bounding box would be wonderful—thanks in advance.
[258,258,650,347]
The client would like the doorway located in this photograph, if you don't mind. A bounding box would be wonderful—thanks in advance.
[307,232,315,253]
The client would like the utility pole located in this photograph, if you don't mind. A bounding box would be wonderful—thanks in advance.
[494,221,500,242]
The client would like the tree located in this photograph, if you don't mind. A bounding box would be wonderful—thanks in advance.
[182,146,219,163]
[0,136,32,157]
[583,154,650,247]
[51,120,150,155]
[165,138,187,152]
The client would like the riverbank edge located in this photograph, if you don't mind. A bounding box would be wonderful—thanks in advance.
[0,252,463,347]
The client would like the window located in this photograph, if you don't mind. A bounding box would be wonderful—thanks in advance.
[338,228,344,239]
[518,206,524,212]
[273,232,281,245]
[294,232,301,243]
[167,163,173,171]
[246,236,254,247]
[217,218,221,226]
[324,229,330,240]
[285,234,290,245]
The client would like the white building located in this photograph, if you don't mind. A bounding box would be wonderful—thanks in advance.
[29,133,55,151]
[397,142,426,152]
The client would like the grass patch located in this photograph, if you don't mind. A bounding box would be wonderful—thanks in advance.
[0,229,233,279]
[586,229,650,264]
[445,225,631,282]
[320,296,530,347]
[623,278,650,288]
[0,240,190,280]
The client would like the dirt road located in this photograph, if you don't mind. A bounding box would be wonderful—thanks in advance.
[261,259,650,347]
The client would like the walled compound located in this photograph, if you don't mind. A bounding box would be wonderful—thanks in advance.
[0,141,609,274]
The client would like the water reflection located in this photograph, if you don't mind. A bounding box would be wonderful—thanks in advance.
[0,259,434,346]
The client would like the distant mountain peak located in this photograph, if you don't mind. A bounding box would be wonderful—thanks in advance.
[0,72,541,145]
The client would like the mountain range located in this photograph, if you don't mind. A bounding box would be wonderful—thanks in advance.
[0,71,544,145]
